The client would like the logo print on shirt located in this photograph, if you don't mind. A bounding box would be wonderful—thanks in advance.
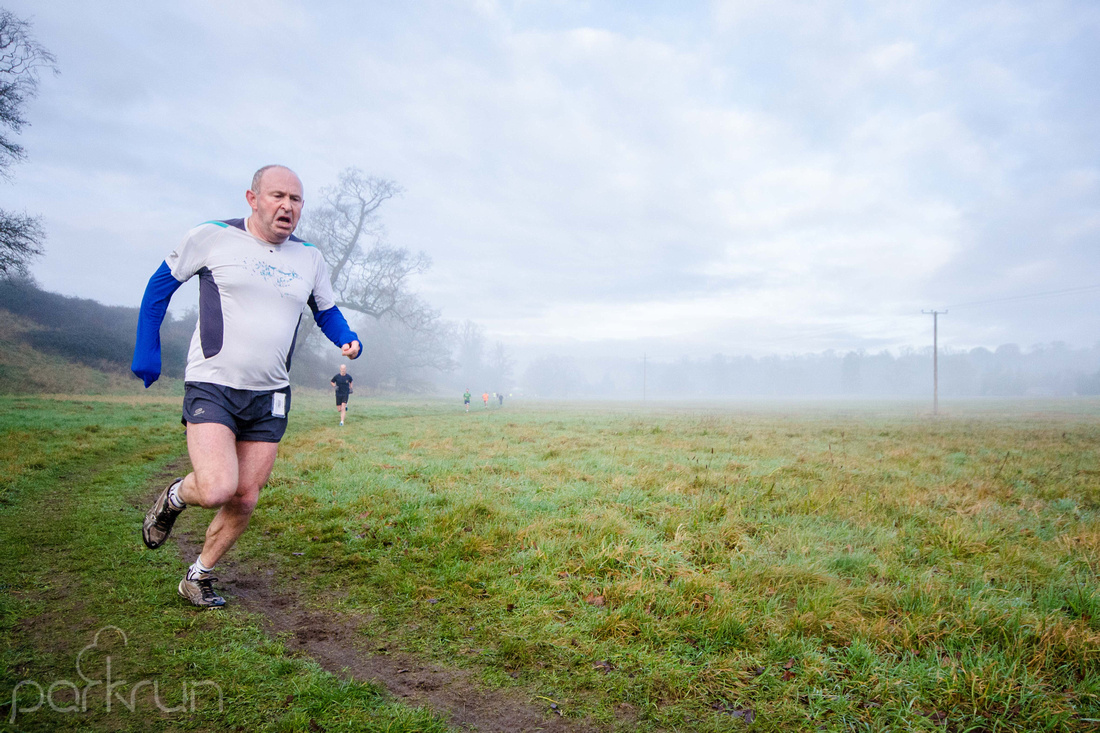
[246,258,303,298]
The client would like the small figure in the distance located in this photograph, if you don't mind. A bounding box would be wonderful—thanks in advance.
[463,388,471,412]
[331,364,353,425]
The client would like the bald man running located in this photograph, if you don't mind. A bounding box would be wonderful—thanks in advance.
[132,164,361,608]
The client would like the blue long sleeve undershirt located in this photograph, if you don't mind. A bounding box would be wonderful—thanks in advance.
[309,295,360,356]
[131,261,182,387]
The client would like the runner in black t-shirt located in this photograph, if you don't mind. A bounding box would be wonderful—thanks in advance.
[331,364,354,425]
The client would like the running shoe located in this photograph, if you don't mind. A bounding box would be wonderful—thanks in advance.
[142,478,184,549]
[178,568,226,608]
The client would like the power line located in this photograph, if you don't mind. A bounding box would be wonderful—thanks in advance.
[627,285,1099,360]
[753,284,1100,347]
[945,284,1100,309]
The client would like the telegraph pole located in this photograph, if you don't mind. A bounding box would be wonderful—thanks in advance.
[921,310,946,415]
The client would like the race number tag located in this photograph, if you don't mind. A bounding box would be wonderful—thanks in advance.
[272,392,287,418]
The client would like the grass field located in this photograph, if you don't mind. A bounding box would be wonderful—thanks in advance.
[2,394,1099,732]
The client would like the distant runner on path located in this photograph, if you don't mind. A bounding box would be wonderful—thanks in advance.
[131,164,361,609]
[482,391,489,407]
[463,388,471,412]
[331,364,353,426]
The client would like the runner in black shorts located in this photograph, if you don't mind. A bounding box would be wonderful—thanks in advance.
[330,364,353,426]
[132,165,361,608]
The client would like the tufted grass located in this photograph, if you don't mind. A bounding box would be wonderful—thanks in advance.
[2,393,1099,731]
[243,396,1100,731]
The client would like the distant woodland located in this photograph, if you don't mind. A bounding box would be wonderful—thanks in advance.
[546,345,1100,400]
[2,276,1098,399]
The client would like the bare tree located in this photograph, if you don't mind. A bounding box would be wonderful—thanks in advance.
[294,167,454,390]
[0,210,43,276]
[300,167,434,323]
[0,10,57,276]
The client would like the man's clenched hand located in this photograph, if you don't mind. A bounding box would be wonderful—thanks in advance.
[341,340,361,359]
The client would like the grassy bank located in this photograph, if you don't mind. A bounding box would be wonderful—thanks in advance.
[2,394,1099,731]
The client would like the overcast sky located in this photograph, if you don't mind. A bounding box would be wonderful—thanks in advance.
[6,0,1099,359]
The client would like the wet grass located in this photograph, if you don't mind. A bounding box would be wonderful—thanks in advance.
[0,395,450,732]
[2,394,1099,731]
[249,396,1100,732]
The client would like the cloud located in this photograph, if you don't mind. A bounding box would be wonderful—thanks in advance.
[4,0,1099,355]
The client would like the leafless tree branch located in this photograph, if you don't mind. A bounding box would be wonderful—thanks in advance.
[0,10,56,276]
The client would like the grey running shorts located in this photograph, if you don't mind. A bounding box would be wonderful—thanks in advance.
[182,382,291,443]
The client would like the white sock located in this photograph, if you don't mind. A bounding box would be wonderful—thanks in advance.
[190,557,214,577]
[167,480,186,510]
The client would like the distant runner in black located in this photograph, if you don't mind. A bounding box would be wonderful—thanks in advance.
[331,364,353,426]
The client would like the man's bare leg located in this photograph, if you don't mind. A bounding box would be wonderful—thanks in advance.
[177,423,278,567]
[198,440,277,567]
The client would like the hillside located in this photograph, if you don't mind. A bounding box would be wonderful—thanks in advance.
[0,278,342,395]
[0,308,182,395]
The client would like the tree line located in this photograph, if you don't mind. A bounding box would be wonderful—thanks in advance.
[520,345,1100,399]
[4,273,1098,399]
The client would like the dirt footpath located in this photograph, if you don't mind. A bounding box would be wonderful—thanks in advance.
[159,472,604,733]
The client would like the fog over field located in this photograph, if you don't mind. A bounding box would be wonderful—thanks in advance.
[4,1,1099,394]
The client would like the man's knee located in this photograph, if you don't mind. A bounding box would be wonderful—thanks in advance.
[189,471,239,508]
[230,488,260,517]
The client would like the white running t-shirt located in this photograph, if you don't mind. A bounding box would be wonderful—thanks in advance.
[166,218,338,390]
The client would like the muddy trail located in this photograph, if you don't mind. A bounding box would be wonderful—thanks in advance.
[150,464,606,733]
